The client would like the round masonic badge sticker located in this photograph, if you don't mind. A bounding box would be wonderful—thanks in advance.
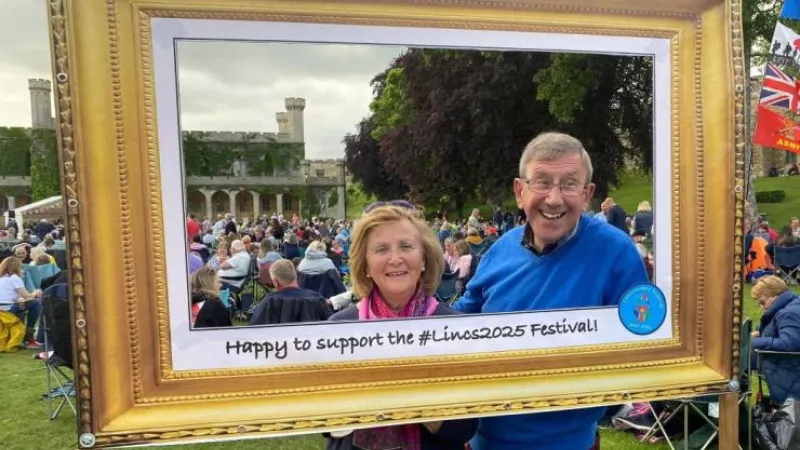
[618,283,667,336]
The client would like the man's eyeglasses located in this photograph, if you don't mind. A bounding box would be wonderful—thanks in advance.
[362,200,416,214]
[521,178,587,197]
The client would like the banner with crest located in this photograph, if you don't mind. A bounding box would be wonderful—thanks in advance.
[753,1,800,155]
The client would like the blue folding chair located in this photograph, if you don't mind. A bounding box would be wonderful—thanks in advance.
[436,271,459,304]
[773,246,800,285]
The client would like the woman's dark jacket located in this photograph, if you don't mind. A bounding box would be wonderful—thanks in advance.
[325,301,477,450]
[753,289,800,404]
[192,292,232,328]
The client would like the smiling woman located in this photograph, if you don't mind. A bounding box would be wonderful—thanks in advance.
[326,204,476,449]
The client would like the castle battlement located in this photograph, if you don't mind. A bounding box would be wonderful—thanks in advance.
[28,79,51,90]
[285,97,306,111]
[182,130,285,143]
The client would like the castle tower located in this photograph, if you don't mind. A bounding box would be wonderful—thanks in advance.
[276,112,289,135]
[29,78,54,129]
[284,97,306,143]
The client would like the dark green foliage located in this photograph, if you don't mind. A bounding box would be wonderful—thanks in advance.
[328,189,338,208]
[345,49,653,210]
[0,127,32,176]
[182,131,303,177]
[343,118,407,200]
[29,128,60,200]
[755,190,786,203]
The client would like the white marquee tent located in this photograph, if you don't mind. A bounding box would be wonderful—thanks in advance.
[4,195,63,237]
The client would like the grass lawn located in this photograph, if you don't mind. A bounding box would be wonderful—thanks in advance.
[751,176,800,228]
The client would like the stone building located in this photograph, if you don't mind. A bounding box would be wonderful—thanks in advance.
[181,96,346,221]
[5,80,346,221]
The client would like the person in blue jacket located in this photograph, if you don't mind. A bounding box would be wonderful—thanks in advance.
[453,132,649,450]
[751,275,800,404]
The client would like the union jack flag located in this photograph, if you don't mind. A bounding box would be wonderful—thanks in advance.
[760,62,799,111]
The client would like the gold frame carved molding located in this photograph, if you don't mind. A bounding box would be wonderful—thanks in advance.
[47,0,745,447]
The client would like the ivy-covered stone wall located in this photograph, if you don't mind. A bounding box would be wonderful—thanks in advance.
[0,127,60,201]
[182,131,304,177]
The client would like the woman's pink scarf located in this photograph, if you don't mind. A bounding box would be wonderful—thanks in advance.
[352,285,437,450]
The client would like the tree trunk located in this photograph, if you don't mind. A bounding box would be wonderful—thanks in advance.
[455,198,465,220]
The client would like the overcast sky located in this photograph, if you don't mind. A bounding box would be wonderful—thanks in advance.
[176,40,402,159]
[0,0,403,160]
[0,0,53,127]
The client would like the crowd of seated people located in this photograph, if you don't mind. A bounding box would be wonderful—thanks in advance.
[185,211,353,328]
[745,216,800,284]
[0,218,66,352]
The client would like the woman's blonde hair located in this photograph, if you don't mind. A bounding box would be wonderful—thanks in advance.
[30,246,47,263]
[308,240,327,252]
[0,257,23,277]
[751,275,788,300]
[638,201,652,212]
[349,206,444,299]
[454,240,470,257]
[190,266,219,297]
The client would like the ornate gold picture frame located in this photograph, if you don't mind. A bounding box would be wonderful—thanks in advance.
[48,0,744,447]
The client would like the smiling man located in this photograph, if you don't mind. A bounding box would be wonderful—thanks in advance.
[453,132,648,450]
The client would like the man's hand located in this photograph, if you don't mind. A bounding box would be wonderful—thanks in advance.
[751,331,760,338]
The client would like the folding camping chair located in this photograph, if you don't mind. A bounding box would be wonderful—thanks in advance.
[773,245,800,286]
[638,318,753,449]
[40,283,76,420]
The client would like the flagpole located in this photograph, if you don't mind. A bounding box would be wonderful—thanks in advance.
[744,63,758,225]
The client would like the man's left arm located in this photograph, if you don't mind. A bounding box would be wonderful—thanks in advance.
[604,243,650,306]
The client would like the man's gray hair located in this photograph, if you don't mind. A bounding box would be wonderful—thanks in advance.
[269,259,297,285]
[230,240,245,253]
[518,132,594,183]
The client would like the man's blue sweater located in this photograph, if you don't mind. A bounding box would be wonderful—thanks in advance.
[454,214,649,450]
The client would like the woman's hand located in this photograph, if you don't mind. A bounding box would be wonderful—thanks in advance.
[751,330,760,338]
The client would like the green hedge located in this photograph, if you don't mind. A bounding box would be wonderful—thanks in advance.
[756,190,786,203]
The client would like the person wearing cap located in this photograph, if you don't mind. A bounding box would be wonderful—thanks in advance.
[453,132,648,450]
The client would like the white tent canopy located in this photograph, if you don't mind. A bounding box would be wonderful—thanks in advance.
[4,195,63,237]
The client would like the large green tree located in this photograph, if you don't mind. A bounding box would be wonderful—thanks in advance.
[343,117,408,200]
[345,49,653,212]
[533,54,653,200]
